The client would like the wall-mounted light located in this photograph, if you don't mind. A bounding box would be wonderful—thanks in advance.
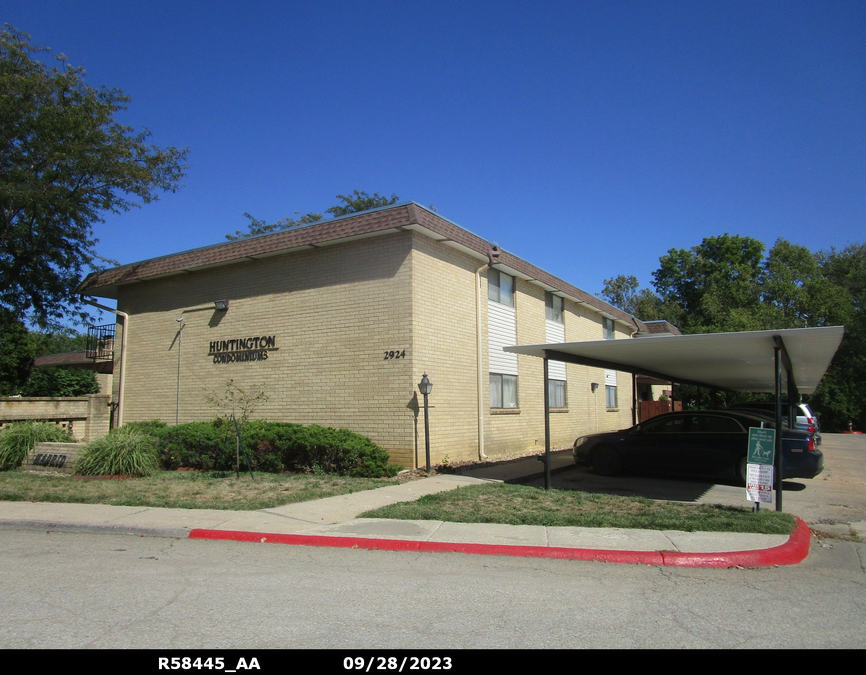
[214,300,229,311]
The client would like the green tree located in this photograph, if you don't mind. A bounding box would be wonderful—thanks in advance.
[225,211,324,241]
[653,234,768,332]
[599,274,667,321]
[762,239,851,329]
[325,190,400,217]
[0,309,36,394]
[0,25,188,327]
[606,234,864,429]
[227,190,400,241]
[809,244,866,430]
[0,319,99,396]
[18,330,99,397]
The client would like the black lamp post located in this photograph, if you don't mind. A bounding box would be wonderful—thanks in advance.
[418,373,433,472]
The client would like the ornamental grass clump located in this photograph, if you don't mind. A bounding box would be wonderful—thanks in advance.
[0,421,75,471]
[76,428,159,477]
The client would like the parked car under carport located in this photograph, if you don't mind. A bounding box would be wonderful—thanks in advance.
[572,410,823,482]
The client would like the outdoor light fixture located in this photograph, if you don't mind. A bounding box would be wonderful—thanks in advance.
[418,373,433,472]
[214,299,229,311]
[419,373,433,396]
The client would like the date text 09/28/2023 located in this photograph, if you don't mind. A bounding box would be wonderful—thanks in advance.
[344,656,453,671]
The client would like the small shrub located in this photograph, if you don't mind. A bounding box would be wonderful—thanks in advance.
[0,421,74,471]
[76,428,159,477]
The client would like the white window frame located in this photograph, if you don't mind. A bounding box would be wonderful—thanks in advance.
[488,269,514,307]
[605,385,618,409]
[548,379,567,408]
[545,292,563,323]
[490,373,519,409]
[603,317,615,340]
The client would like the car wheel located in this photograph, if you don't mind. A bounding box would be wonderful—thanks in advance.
[592,446,624,476]
[737,457,748,485]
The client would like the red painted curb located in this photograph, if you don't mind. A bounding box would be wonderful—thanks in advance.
[188,517,810,568]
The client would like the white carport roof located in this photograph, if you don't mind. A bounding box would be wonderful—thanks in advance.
[504,326,844,394]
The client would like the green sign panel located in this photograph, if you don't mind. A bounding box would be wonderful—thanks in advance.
[748,427,776,465]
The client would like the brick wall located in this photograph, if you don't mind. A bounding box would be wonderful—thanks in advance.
[112,228,636,469]
[411,237,636,463]
[0,394,111,441]
[116,233,417,465]
[410,233,484,464]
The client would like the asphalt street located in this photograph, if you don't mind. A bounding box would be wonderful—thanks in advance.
[1,433,864,650]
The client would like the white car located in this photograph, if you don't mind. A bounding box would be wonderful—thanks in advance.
[727,402,819,433]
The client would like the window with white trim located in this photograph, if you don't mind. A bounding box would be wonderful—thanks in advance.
[604,369,617,409]
[490,373,518,408]
[603,317,615,340]
[548,379,566,408]
[545,292,563,323]
[488,269,514,307]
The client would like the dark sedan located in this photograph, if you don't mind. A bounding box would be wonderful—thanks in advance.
[573,410,823,482]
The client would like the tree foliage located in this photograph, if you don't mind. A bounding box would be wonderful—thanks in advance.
[226,190,400,241]
[652,234,768,332]
[600,274,667,321]
[0,25,188,326]
[0,309,35,394]
[0,317,98,396]
[808,244,866,430]
[18,330,99,397]
[325,190,400,217]
[225,211,323,241]
[600,235,866,430]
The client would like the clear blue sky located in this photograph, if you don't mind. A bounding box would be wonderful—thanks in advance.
[6,0,865,309]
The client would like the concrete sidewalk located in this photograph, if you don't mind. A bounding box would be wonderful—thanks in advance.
[0,468,812,568]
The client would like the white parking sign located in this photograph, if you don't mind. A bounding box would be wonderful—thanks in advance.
[746,463,774,503]
[746,427,776,504]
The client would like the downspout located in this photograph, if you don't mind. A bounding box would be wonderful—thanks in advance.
[476,262,489,460]
[82,299,128,428]
[474,244,501,460]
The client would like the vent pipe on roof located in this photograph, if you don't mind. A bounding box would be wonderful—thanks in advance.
[487,243,500,267]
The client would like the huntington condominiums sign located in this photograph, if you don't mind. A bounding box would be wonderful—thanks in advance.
[209,336,276,364]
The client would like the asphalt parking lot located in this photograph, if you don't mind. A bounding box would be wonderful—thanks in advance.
[490,433,866,533]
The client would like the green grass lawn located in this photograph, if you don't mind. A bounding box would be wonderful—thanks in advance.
[0,470,398,511]
[360,483,797,534]
[0,470,797,534]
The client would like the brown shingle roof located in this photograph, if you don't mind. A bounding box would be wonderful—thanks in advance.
[640,320,682,336]
[77,202,651,330]
[32,351,114,374]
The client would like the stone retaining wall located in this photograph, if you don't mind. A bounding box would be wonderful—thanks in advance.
[0,394,112,441]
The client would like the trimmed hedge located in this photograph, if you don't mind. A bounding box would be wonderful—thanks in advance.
[129,419,400,478]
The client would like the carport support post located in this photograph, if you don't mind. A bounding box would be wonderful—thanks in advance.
[543,356,552,490]
[774,344,784,512]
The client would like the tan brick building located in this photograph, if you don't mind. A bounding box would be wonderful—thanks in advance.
[78,203,675,468]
